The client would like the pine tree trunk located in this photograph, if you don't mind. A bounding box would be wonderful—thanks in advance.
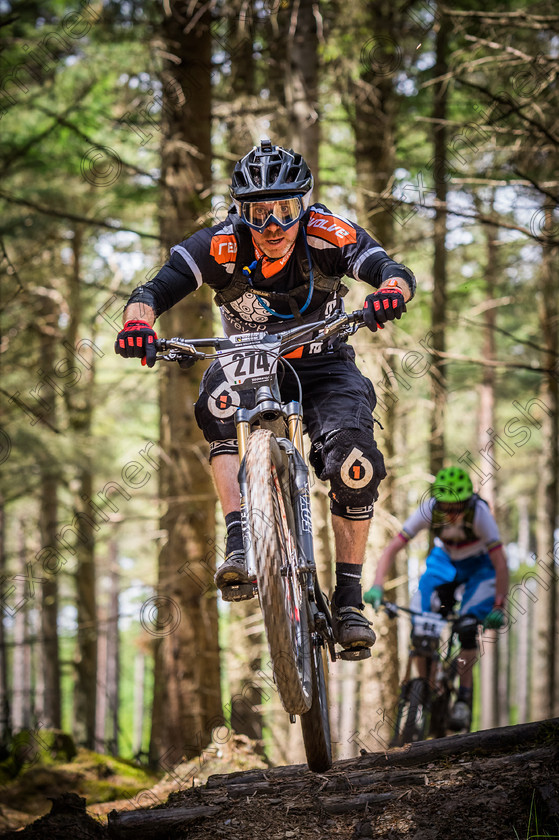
[149,0,221,767]
[13,523,32,731]
[478,210,499,730]
[66,227,98,749]
[106,543,120,755]
[429,7,450,479]
[265,6,288,142]
[226,0,256,158]
[351,0,403,753]
[533,209,559,719]
[37,300,61,729]
[73,467,97,748]
[133,653,146,758]
[40,479,61,728]
[285,0,320,183]
[0,499,10,743]
[95,612,107,752]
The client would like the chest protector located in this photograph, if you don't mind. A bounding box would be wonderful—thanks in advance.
[431,494,487,544]
[212,214,349,320]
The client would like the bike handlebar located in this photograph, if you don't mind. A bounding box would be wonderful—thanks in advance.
[154,309,366,362]
[381,600,463,625]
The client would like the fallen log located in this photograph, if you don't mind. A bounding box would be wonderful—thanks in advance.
[321,769,428,791]
[107,804,222,839]
[221,768,428,798]
[318,791,397,814]
[343,717,559,771]
[206,764,307,788]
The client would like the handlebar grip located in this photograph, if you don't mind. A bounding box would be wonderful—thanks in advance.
[381,600,399,619]
[351,309,365,325]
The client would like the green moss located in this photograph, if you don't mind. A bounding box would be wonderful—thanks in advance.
[79,779,150,804]
[68,749,159,785]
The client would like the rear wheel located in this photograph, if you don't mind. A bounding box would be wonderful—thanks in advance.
[244,429,312,715]
[300,640,332,772]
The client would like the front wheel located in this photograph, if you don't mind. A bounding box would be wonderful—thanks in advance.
[396,678,431,745]
[429,687,452,738]
[244,429,312,716]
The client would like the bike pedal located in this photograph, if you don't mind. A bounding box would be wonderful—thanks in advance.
[220,583,256,602]
[337,647,372,661]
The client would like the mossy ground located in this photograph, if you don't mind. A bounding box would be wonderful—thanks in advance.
[0,744,160,832]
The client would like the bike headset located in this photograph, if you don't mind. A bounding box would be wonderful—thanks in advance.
[230,138,315,320]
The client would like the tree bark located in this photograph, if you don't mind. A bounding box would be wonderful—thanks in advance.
[226,0,256,158]
[285,0,320,184]
[95,610,107,753]
[13,522,32,731]
[534,208,559,719]
[429,6,450,479]
[106,543,120,755]
[133,652,146,758]
[149,0,221,768]
[350,0,403,754]
[32,294,62,729]
[65,227,98,749]
[477,202,499,730]
[0,498,10,743]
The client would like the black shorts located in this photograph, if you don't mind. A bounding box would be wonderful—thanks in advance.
[194,344,378,454]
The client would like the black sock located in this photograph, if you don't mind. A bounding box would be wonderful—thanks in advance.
[334,562,363,608]
[225,511,243,556]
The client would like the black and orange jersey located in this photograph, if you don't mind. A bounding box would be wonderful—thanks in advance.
[127,203,415,337]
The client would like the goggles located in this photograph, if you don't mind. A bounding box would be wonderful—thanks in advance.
[238,196,304,232]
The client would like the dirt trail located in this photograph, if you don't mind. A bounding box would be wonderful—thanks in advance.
[1,719,557,840]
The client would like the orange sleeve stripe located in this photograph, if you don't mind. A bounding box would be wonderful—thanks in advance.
[307,212,357,247]
[210,234,237,264]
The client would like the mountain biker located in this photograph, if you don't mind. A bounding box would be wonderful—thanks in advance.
[364,466,509,729]
[115,138,416,652]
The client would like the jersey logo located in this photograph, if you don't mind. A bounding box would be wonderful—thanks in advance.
[307,211,357,247]
[210,234,238,265]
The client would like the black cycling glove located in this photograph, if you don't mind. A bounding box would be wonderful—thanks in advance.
[115,319,157,368]
[363,282,406,332]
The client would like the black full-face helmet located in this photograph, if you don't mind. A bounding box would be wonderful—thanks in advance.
[230,138,314,232]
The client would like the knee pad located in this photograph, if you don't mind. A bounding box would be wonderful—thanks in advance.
[455,614,478,650]
[320,427,386,513]
[194,361,243,447]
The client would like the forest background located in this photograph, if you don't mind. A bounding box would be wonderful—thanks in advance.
[0,0,557,778]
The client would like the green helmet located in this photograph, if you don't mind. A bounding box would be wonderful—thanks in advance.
[431,466,473,504]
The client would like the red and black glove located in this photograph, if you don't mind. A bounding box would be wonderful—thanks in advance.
[363,281,406,332]
[115,319,157,368]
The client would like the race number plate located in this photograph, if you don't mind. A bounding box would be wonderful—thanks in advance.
[413,613,446,639]
[218,334,281,392]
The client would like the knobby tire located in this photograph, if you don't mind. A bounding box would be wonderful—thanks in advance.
[244,429,312,716]
[429,688,451,738]
[400,678,430,745]
[300,642,332,772]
